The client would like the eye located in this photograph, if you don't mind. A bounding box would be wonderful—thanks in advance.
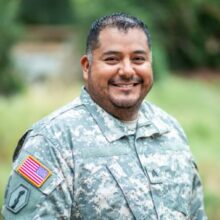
[132,56,146,64]
[104,57,119,64]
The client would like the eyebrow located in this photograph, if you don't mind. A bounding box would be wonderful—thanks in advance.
[102,50,147,56]
[102,51,120,56]
[133,50,147,55]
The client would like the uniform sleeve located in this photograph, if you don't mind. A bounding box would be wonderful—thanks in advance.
[190,161,207,220]
[163,112,207,219]
[168,115,207,219]
[2,134,74,220]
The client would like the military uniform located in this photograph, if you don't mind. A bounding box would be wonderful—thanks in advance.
[2,88,207,219]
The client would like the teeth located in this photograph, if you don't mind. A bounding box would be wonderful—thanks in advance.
[116,84,134,87]
[111,82,140,87]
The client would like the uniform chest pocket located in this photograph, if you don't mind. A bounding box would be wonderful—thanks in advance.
[75,158,157,220]
[145,166,192,219]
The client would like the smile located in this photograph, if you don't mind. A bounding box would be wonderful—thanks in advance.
[109,78,143,87]
[112,83,139,87]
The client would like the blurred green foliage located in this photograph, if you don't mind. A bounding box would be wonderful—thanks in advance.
[0,0,24,95]
[18,0,74,24]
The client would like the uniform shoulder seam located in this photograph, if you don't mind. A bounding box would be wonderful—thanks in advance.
[32,97,83,131]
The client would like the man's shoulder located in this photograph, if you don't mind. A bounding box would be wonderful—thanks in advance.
[12,96,89,160]
[33,97,82,127]
[28,96,91,137]
[142,101,175,122]
[142,101,188,143]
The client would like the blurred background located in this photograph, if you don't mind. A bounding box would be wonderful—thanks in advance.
[0,0,219,219]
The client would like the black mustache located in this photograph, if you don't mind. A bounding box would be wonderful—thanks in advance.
[109,78,143,84]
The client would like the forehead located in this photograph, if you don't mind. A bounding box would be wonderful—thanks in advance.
[96,27,149,52]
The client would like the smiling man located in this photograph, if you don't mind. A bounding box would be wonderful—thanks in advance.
[81,27,153,121]
[2,13,207,219]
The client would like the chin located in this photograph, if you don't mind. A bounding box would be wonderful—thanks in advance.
[111,98,141,109]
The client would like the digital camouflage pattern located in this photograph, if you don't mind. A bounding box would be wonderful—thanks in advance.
[2,88,207,219]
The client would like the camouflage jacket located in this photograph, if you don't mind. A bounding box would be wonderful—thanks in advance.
[2,88,207,220]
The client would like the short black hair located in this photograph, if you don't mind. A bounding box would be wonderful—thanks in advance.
[86,12,151,55]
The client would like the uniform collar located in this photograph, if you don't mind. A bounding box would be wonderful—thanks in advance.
[80,88,128,142]
[136,106,169,139]
[80,88,169,142]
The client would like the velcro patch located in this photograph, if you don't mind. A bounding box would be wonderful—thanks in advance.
[7,184,30,213]
[16,155,51,188]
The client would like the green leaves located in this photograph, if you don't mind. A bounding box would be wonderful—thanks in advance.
[0,0,24,95]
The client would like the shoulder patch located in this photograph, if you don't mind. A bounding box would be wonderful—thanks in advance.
[7,184,30,213]
[16,155,51,188]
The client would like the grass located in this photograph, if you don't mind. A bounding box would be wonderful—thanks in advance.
[0,75,220,219]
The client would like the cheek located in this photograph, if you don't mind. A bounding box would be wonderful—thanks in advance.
[88,73,109,91]
[92,73,114,87]
[97,64,119,77]
[144,72,153,83]
[141,66,153,81]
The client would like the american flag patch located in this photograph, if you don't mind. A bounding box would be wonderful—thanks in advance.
[16,155,51,188]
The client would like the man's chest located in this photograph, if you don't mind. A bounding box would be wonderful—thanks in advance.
[72,135,192,220]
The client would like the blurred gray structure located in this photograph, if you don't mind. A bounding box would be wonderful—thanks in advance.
[11,26,79,83]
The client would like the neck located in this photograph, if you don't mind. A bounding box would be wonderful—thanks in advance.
[106,104,140,121]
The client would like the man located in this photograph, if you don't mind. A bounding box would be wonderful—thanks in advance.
[2,13,207,219]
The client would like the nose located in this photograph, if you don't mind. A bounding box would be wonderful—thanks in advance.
[118,59,135,79]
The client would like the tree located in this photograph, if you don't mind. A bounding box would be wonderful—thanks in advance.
[18,0,74,24]
[0,0,24,95]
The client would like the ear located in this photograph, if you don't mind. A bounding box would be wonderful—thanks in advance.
[80,55,90,83]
